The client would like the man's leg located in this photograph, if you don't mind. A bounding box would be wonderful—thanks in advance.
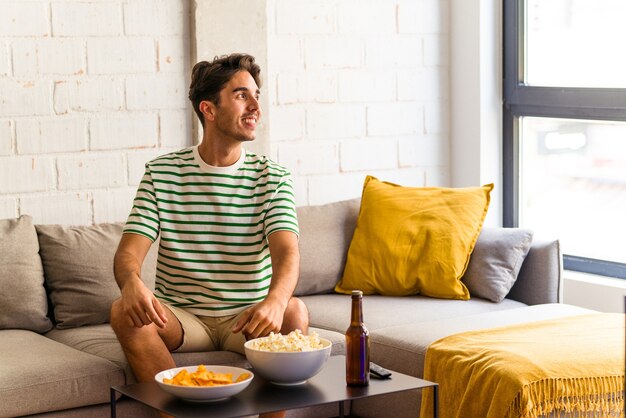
[220,297,310,418]
[262,298,309,418]
[110,299,183,382]
[280,297,310,334]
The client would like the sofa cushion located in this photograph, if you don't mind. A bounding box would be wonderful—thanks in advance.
[295,198,360,296]
[0,329,125,417]
[462,227,534,302]
[0,216,52,333]
[36,223,158,329]
[45,324,247,383]
[336,176,493,299]
[367,303,594,378]
[45,324,345,385]
[302,293,527,334]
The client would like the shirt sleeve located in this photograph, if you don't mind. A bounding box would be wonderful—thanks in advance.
[123,164,160,242]
[264,172,299,238]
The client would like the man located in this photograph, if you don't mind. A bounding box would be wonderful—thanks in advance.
[110,53,308,417]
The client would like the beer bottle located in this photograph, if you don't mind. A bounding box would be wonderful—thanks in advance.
[345,290,370,386]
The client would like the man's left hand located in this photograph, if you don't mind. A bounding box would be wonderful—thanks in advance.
[231,295,287,339]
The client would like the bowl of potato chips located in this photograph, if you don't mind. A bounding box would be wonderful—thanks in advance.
[155,364,253,402]
[244,330,332,386]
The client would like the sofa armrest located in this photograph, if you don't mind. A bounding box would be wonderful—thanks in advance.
[506,237,563,305]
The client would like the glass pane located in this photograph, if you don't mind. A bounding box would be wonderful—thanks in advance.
[519,117,626,264]
[525,0,626,88]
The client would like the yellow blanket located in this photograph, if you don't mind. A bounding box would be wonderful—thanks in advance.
[420,313,624,418]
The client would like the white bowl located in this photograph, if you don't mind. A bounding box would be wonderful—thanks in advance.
[155,365,253,402]
[244,337,332,386]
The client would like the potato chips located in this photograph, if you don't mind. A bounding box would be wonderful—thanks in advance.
[163,365,251,387]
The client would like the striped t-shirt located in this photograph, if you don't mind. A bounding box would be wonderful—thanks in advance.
[123,146,299,317]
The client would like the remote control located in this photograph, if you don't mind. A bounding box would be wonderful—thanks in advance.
[369,362,392,379]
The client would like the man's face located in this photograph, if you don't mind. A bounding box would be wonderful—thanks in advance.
[211,70,261,143]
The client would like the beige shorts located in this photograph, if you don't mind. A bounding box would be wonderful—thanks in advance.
[165,304,249,355]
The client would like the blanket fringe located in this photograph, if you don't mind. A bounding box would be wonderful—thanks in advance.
[505,375,625,418]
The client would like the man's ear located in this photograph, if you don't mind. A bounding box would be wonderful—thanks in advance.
[199,100,216,122]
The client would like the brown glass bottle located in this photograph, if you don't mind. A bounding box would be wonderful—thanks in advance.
[345,290,370,386]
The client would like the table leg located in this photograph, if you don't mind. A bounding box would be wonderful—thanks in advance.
[110,388,117,418]
[338,400,345,418]
[433,385,439,418]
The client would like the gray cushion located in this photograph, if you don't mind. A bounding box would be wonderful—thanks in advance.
[46,324,247,383]
[462,227,534,302]
[36,223,158,329]
[0,329,124,417]
[294,198,360,296]
[0,216,52,333]
[302,293,526,333]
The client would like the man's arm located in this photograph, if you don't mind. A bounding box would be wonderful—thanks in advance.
[231,230,300,339]
[114,233,167,328]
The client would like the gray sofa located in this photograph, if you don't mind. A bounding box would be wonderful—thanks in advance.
[0,198,591,418]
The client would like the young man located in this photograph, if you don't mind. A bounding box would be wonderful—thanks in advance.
[110,54,308,416]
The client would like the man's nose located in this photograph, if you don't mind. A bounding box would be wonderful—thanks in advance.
[248,96,260,111]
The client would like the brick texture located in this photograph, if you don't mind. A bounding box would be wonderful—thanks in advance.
[0,0,192,225]
[266,0,450,204]
[1,0,450,223]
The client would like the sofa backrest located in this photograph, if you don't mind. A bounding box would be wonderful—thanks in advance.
[294,199,563,304]
[295,198,360,296]
[0,200,562,334]
[508,237,563,305]
[35,223,159,329]
[0,215,52,333]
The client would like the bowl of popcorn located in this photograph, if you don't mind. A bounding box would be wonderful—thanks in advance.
[244,330,332,386]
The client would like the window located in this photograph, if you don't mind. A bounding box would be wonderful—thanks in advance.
[503,0,626,279]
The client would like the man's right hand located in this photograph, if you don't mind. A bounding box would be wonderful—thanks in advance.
[114,233,167,329]
[119,278,168,328]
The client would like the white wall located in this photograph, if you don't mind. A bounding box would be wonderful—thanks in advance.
[450,0,502,227]
[2,0,452,224]
[195,0,452,207]
[0,0,193,225]
[563,272,626,313]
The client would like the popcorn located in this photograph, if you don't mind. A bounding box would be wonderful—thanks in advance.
[248,329,325,352]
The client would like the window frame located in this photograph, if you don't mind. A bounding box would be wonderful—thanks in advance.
[503,0,626,279]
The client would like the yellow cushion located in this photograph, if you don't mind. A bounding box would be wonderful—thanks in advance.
[335,176,493,299]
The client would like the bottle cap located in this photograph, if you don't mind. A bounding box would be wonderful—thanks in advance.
[351,290,363,297]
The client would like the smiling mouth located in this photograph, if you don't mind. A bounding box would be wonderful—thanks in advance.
[242,115,258,127]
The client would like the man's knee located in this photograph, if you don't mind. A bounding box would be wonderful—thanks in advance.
[110,299,123,329]
[282,297,309,333]
[288,297,308,317]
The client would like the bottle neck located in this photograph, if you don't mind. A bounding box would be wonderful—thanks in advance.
[350,295,363,325]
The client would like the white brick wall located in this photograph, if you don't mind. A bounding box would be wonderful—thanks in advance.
[0,120,13,155]
[0,2,49,37]
[0,0,192,226]
[90,113,158,150]
[38,39,86,75]
[16,118,87,154]
[20,192,92,225]
[0,156,55,193]
[51,2,121,37]
[0,198,17,219]
[266,0,451,205]
[2,0,451,225]
[0,42,9,76]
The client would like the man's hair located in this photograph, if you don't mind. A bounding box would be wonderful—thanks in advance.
[188,53,262,127]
